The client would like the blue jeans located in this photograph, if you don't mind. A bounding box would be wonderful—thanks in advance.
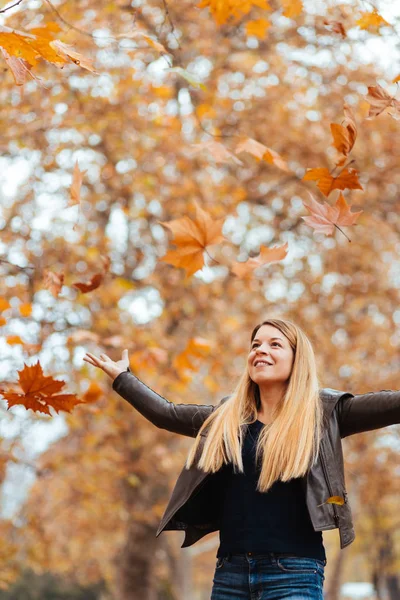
[211,552,326,599]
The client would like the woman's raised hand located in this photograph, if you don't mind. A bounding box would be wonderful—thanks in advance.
[83,348,130,381]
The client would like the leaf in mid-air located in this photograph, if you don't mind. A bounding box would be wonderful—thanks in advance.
[231,243,288,279]
[303,167,363,196]
[316,495,345,507]
[330,103,357,156]
[235,137,290,171]
[0,361,84,416]
[302,192,363,237]
[366,84,400,119]
[158,201,226,277]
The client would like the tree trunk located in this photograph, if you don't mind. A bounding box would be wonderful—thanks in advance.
[113,517,158,600]
[325,548,344,600]
[386,574,400,600]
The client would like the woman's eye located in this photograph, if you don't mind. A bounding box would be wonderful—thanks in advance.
[252,342,280,349]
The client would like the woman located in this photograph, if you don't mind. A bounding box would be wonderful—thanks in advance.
[83,318,400,599]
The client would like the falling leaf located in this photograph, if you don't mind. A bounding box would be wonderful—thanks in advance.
[302,192,363,237]
[189,140,243,165]
[303,167,363,196]
[197,0,272,26]
[366,84,400,119]
[19,303,32,317]
[69,160,87,206]
[0,361,84,416]
[0,298,11,312]
[43,270,65,297]
[245,19,271,38]
[72,272,104,293]
[323,19,346,38]
[49,40,98,73]
[330,103,357,156]
[231,243,288,279]
[0,47,38,86]
[235,137,289,171]
[317,495,345,507]
[282,0,303,19]
[356,10,389,31]
[6,336,24,345]
[158,201,226,277]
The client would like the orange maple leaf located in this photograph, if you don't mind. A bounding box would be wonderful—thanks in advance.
[231,243,288,279]
[158,201,226,277]
[302,192,363,239]
[0,361,84,416]
[303,167,363,197]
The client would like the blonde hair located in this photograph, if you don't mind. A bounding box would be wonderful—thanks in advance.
[185,318,323,493]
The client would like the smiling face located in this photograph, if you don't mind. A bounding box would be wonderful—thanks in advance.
[248,324,295,387]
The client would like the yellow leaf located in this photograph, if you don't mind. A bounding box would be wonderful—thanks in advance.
[19,303,32,317]
[282,0,303,19]
[246,19,271,39]
[356,10,390,30]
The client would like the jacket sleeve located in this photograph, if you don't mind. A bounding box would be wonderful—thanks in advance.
[338,389,400,438]
[111,369,216,438]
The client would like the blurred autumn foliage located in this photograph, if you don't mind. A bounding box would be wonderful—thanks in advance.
[0,0,400,598]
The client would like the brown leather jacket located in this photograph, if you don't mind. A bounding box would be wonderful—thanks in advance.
[112,369,400,551]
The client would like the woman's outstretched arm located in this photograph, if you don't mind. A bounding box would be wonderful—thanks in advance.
[83,349,216,438]
[338,389,400,438]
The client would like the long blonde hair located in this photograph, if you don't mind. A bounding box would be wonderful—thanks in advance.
[185,318,323,493]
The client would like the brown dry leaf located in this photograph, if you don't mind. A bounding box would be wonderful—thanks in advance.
[330,103,357,156]
[303,167,363,196]
[366,83,400,119]
[231,243,288,279]
[49,40,98,73]
[235,137,290,171]
[72,272,104,293]
[302,192,363,237]
[159,201,226,278]
[323,19,346,37]
[0,47,38,86]
[1,361,84,416]
[69,160,87,206]
[43,270,65,297]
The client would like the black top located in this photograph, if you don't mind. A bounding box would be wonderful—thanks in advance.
[216,419,326,561]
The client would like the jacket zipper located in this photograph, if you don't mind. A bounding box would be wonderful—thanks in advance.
[320,446,340,527]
